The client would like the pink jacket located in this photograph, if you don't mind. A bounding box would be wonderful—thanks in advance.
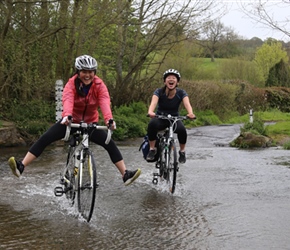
[62,74,112,123]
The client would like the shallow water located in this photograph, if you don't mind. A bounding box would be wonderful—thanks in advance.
[1,124,290,250]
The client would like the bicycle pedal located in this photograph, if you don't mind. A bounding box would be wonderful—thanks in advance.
[54,186,64,197]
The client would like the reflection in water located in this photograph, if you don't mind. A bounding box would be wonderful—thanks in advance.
[1,125,290,249]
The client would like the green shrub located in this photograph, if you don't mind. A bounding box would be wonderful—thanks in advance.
[25,120,51,136]
[10,99,55,122]
[240,117,268,136]
[192,110,222,126]
[112,102,148,140]
[112,115,147,140]
[264,87,290,112]
[8,99,54,135]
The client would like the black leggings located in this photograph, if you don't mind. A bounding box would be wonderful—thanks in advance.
[29,121,123,164]
[147,118,187,144]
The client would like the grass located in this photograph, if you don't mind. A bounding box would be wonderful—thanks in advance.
[265,121,290,146]
[266,121,290,135]
[256,110,290,122]
[193,58,224,80]
[252,110,290,145]
[199,58,230,70]
[226,114,249,124]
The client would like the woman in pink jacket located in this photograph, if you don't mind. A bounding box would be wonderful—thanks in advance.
[8,55,141,186]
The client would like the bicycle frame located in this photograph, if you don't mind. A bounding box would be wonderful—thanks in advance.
[56,122,111,191]
[152,114,188,193]
[54,120,112,222]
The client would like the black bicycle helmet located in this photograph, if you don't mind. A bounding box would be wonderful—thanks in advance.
[75,55,98,71]
[163,69,181,82]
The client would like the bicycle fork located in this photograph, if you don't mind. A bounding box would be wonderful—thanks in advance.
[152,142,168,184]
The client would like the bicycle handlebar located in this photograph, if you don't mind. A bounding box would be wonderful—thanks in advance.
[63,121,112,144]
[154,114,189,121]
[148,114,196,134]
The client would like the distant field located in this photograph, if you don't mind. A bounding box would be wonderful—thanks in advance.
[187,57,234,80]
[199,58,228,69]
[187,57,258,83]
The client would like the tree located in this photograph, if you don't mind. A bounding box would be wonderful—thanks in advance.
[254,39,289,84]
[266,59,290,87]
[197,20,240,62]
[108,0,220,106]
[0,0,66,102]
[0,0,222,110]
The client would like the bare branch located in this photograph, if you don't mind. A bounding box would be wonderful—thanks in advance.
[239,0,290,39]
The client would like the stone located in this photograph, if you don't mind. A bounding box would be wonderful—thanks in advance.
[231,132,272,148]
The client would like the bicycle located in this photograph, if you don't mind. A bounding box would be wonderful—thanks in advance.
[151,114,189,194]
[54,118,112,222]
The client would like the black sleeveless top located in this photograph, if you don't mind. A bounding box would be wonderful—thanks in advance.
[153,88,188,116]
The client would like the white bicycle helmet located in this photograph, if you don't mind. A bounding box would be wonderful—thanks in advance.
[163,69,181,82]
[75,55,98,71]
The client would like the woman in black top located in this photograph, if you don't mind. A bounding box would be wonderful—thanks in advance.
[146,69,196,163]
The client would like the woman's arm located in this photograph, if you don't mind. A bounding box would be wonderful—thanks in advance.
[183,96,195,119]
[62,76,76,119]
[147,95,159,118]
[98,82,113,123]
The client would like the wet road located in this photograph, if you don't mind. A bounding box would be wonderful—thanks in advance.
[1,124,290,250]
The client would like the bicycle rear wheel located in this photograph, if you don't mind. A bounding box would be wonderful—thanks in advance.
[166,140,178,194]
[77,150,97,222]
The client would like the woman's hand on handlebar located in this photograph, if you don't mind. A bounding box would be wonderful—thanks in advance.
[61,116,72,125]
[147,111,156,118]
[187,113,196,120]
[107,119,117,130]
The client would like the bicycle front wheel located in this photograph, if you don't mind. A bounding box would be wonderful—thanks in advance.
[77,150,97,222]
[166,140,178,194]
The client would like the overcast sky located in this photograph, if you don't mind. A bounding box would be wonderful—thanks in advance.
[220,1,290,41]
